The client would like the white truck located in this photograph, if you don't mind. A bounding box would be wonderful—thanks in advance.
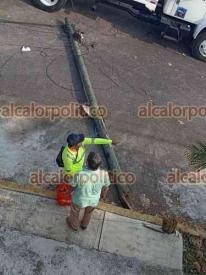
[32,0,206,62]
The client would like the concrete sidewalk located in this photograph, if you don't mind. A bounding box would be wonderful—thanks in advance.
[0,189,183,274]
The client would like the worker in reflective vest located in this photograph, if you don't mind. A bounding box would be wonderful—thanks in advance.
[62,133,113,176]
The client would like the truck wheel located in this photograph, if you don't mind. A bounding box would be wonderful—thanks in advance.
[192,32,206,62]
[32,0,67,12]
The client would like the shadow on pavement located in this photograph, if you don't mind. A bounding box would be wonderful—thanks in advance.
[18,0,190,56]
[64,0,190,55]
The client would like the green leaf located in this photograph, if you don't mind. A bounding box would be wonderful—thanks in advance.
[186,141,206,171]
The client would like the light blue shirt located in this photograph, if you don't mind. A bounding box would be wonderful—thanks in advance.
[70,168,111,208]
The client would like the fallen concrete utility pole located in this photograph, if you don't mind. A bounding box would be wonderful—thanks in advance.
[64,18,131,208]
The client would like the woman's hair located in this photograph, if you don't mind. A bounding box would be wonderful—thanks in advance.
[87,152,102,170]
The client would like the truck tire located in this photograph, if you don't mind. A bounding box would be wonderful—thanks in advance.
[32,0,67,12]
[192,32,206,62]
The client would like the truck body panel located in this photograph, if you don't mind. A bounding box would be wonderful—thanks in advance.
[193,18,206,38]
[163,0,206,24]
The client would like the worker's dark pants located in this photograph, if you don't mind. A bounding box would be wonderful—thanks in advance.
[69,202,95,230]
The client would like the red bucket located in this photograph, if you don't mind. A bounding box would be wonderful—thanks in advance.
[56,183,72,206]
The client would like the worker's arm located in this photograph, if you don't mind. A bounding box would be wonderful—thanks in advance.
[100,186,109,201]
[100,171,111,201]
[82,137,112,145]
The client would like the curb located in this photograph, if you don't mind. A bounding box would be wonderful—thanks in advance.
[0,180,205,238]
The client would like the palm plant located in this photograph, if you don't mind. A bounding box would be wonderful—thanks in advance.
[186,142,206,171]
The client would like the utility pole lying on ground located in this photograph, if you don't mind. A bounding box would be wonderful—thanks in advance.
[64,18,132,208]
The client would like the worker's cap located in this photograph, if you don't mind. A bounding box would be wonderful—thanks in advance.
[67,133,85,147]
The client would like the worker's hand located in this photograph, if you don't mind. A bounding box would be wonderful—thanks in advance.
[112,138,120,146]
[100,193,106,201]
[100,187,109,201]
